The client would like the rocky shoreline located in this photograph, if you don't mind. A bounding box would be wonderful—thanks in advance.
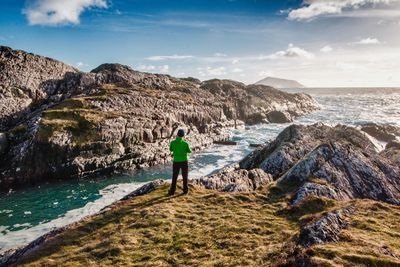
[1,122,400,266]
[2,46,399,266]
[0,46,319,191]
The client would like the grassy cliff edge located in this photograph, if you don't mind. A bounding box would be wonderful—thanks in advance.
[6,182,400,267]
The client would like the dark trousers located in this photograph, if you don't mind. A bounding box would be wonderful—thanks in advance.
[169,161,189,194]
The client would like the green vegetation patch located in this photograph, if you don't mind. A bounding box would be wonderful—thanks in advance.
[280,196,336,224]
[37,109,97,145]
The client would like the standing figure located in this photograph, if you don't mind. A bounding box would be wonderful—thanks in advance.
[168,129,192,195]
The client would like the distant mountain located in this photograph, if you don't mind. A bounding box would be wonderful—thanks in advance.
[255,77,305,89]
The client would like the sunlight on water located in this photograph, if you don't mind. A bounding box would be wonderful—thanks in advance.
[1,87,399,252]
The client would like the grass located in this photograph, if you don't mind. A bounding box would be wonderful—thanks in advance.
[37,109,98,145]
[14,183,400,267]
[35,88,122,146]
[307,200,400,267]
[17,184,297,267]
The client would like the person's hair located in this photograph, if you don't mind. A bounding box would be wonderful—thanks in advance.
[177,129,185,137]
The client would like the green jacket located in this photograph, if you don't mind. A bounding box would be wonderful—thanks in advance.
[170,137,192,162]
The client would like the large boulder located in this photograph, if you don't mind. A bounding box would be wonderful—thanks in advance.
[281,142,400,205]
[239,123,400,205]
[266,110,293,123]
[192,165,273,192]
[240,123,375,178]
[299,206,355,247]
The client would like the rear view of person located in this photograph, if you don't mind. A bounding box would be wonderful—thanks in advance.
[169,129,192,195]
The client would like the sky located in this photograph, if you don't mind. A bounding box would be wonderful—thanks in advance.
[1,0,400,87]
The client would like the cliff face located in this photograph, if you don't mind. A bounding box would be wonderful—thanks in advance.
[0,46,80,130]
[0,46,319,190]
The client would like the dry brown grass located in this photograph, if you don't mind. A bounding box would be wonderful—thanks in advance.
[15,183,400,267]
[308,200,400,267]
[17,184,297,267]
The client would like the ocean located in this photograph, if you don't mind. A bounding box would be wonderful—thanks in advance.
[1,87,400,253]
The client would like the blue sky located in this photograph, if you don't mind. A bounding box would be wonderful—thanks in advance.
[1,0,400,86]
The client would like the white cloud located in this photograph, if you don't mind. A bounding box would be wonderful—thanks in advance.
[232,59,240,64]
[258,71,274,77]
[146,55,193,61]
[137,64,169,73]
[335,61,366,71]
[206,66,227,76]
[260,44,315,60]
[320,45,333,52]
[288,0,399,21]
[159,65,169,73]
[351,37,381,44]
[23,0,108,26]
[75,62,89,68]
[214,53,227,57]
[232,68,243,73]
[138,64,156,71]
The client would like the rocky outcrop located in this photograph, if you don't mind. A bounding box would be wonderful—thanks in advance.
[266,110,292,123]
[200,80,318,125]
[240,123,376,178]
[0,46,80,130]
[192,164,273,192]
[298,206,355,247]
[0,46,318,191]
[121,179,165,200]
[381,141,400,165]
[291,182,339,205]
[360,123,400,143]
[239,123,400,205]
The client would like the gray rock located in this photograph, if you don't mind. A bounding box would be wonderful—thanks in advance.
[386,140,400,150]
[292,182,340,205]
[381,142,400,165]
[280,142,400,205]
[192,165,273,192]
[0,46,80,130]
[299,206,355,247]
[266,110,293,123]
[121,179,165,200]
[240,123,400,205]
[240,123,377,177]
[361,123,400,143]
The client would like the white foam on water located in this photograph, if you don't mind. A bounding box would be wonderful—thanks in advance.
[0,210,12,214]
[0,182,145,253]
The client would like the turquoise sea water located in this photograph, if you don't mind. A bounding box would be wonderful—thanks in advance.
[1,87,399,252]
